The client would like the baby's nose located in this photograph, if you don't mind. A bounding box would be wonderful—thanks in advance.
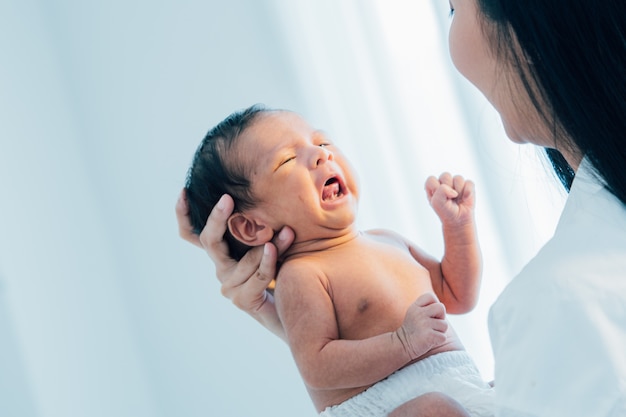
[315,146,333,166]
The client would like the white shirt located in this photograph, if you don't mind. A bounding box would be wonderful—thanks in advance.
[489,158,626,417]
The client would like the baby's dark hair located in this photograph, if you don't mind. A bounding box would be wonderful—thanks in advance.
[185,104,271,260]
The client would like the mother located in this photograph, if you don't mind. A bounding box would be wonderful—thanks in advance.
[177,0,626,415]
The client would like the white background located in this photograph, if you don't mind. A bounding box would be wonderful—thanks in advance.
[0,1,566,416]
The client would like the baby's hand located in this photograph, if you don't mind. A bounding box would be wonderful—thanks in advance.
[425,173,475,225]
[395,293,448,360]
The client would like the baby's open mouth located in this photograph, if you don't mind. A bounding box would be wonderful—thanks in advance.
[322,177,344,201]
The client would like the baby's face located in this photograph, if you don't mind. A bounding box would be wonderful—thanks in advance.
[236,111,360,241]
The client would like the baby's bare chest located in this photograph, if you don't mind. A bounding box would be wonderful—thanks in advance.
[321,243,433,340]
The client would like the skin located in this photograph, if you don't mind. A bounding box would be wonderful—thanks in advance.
[182,111,482,412]
[389,392,470,417]
[447,0,581,169]
[226,111,361,252]
[447,0,543,147]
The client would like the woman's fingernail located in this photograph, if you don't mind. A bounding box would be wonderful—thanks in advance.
[216,195,227,210]
[278,228,289,241]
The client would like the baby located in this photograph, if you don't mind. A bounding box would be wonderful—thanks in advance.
[185,104,493,417]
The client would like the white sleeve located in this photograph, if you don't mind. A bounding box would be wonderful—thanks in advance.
[489,262,626,417]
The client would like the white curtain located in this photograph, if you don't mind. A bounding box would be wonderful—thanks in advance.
[0,1,564,416]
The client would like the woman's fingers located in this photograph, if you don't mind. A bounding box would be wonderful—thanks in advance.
[177,191,295,312]
[175,189,202,248]
[230,227,295,286]
[272,227,296,256]
[198,194,237,267]
[221,243,277,310]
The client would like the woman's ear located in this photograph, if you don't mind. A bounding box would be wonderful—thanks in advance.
[227,212,274,246]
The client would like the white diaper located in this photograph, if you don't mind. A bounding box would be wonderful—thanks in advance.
[319,350,494,417]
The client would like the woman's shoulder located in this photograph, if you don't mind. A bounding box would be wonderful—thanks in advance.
[492,220,626,321]
[509,169,626,293]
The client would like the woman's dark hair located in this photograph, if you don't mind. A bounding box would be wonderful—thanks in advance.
[185,104,270,260]
[476,0,626,205]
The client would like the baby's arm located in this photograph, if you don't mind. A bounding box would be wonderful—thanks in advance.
[274,262,448,390]
[417,173,482,314]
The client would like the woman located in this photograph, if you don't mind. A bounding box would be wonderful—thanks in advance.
[177,0,626,415]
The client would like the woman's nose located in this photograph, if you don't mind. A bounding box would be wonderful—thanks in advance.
[314,146,333,167]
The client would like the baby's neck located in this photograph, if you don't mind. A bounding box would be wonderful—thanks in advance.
[280,228,360,261]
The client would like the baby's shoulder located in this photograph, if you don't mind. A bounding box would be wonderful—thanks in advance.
[363,228,410,248]
[279,256,322,275]
[276,256,326,285]
[274,257,331,300]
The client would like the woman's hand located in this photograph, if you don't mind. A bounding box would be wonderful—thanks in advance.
[176,190,295,340]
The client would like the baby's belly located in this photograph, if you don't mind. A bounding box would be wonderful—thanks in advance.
[312,290,465,411]
[310,252,465,411]
[311,287,465,412]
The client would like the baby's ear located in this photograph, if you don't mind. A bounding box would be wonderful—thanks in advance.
[227,212,274,246]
